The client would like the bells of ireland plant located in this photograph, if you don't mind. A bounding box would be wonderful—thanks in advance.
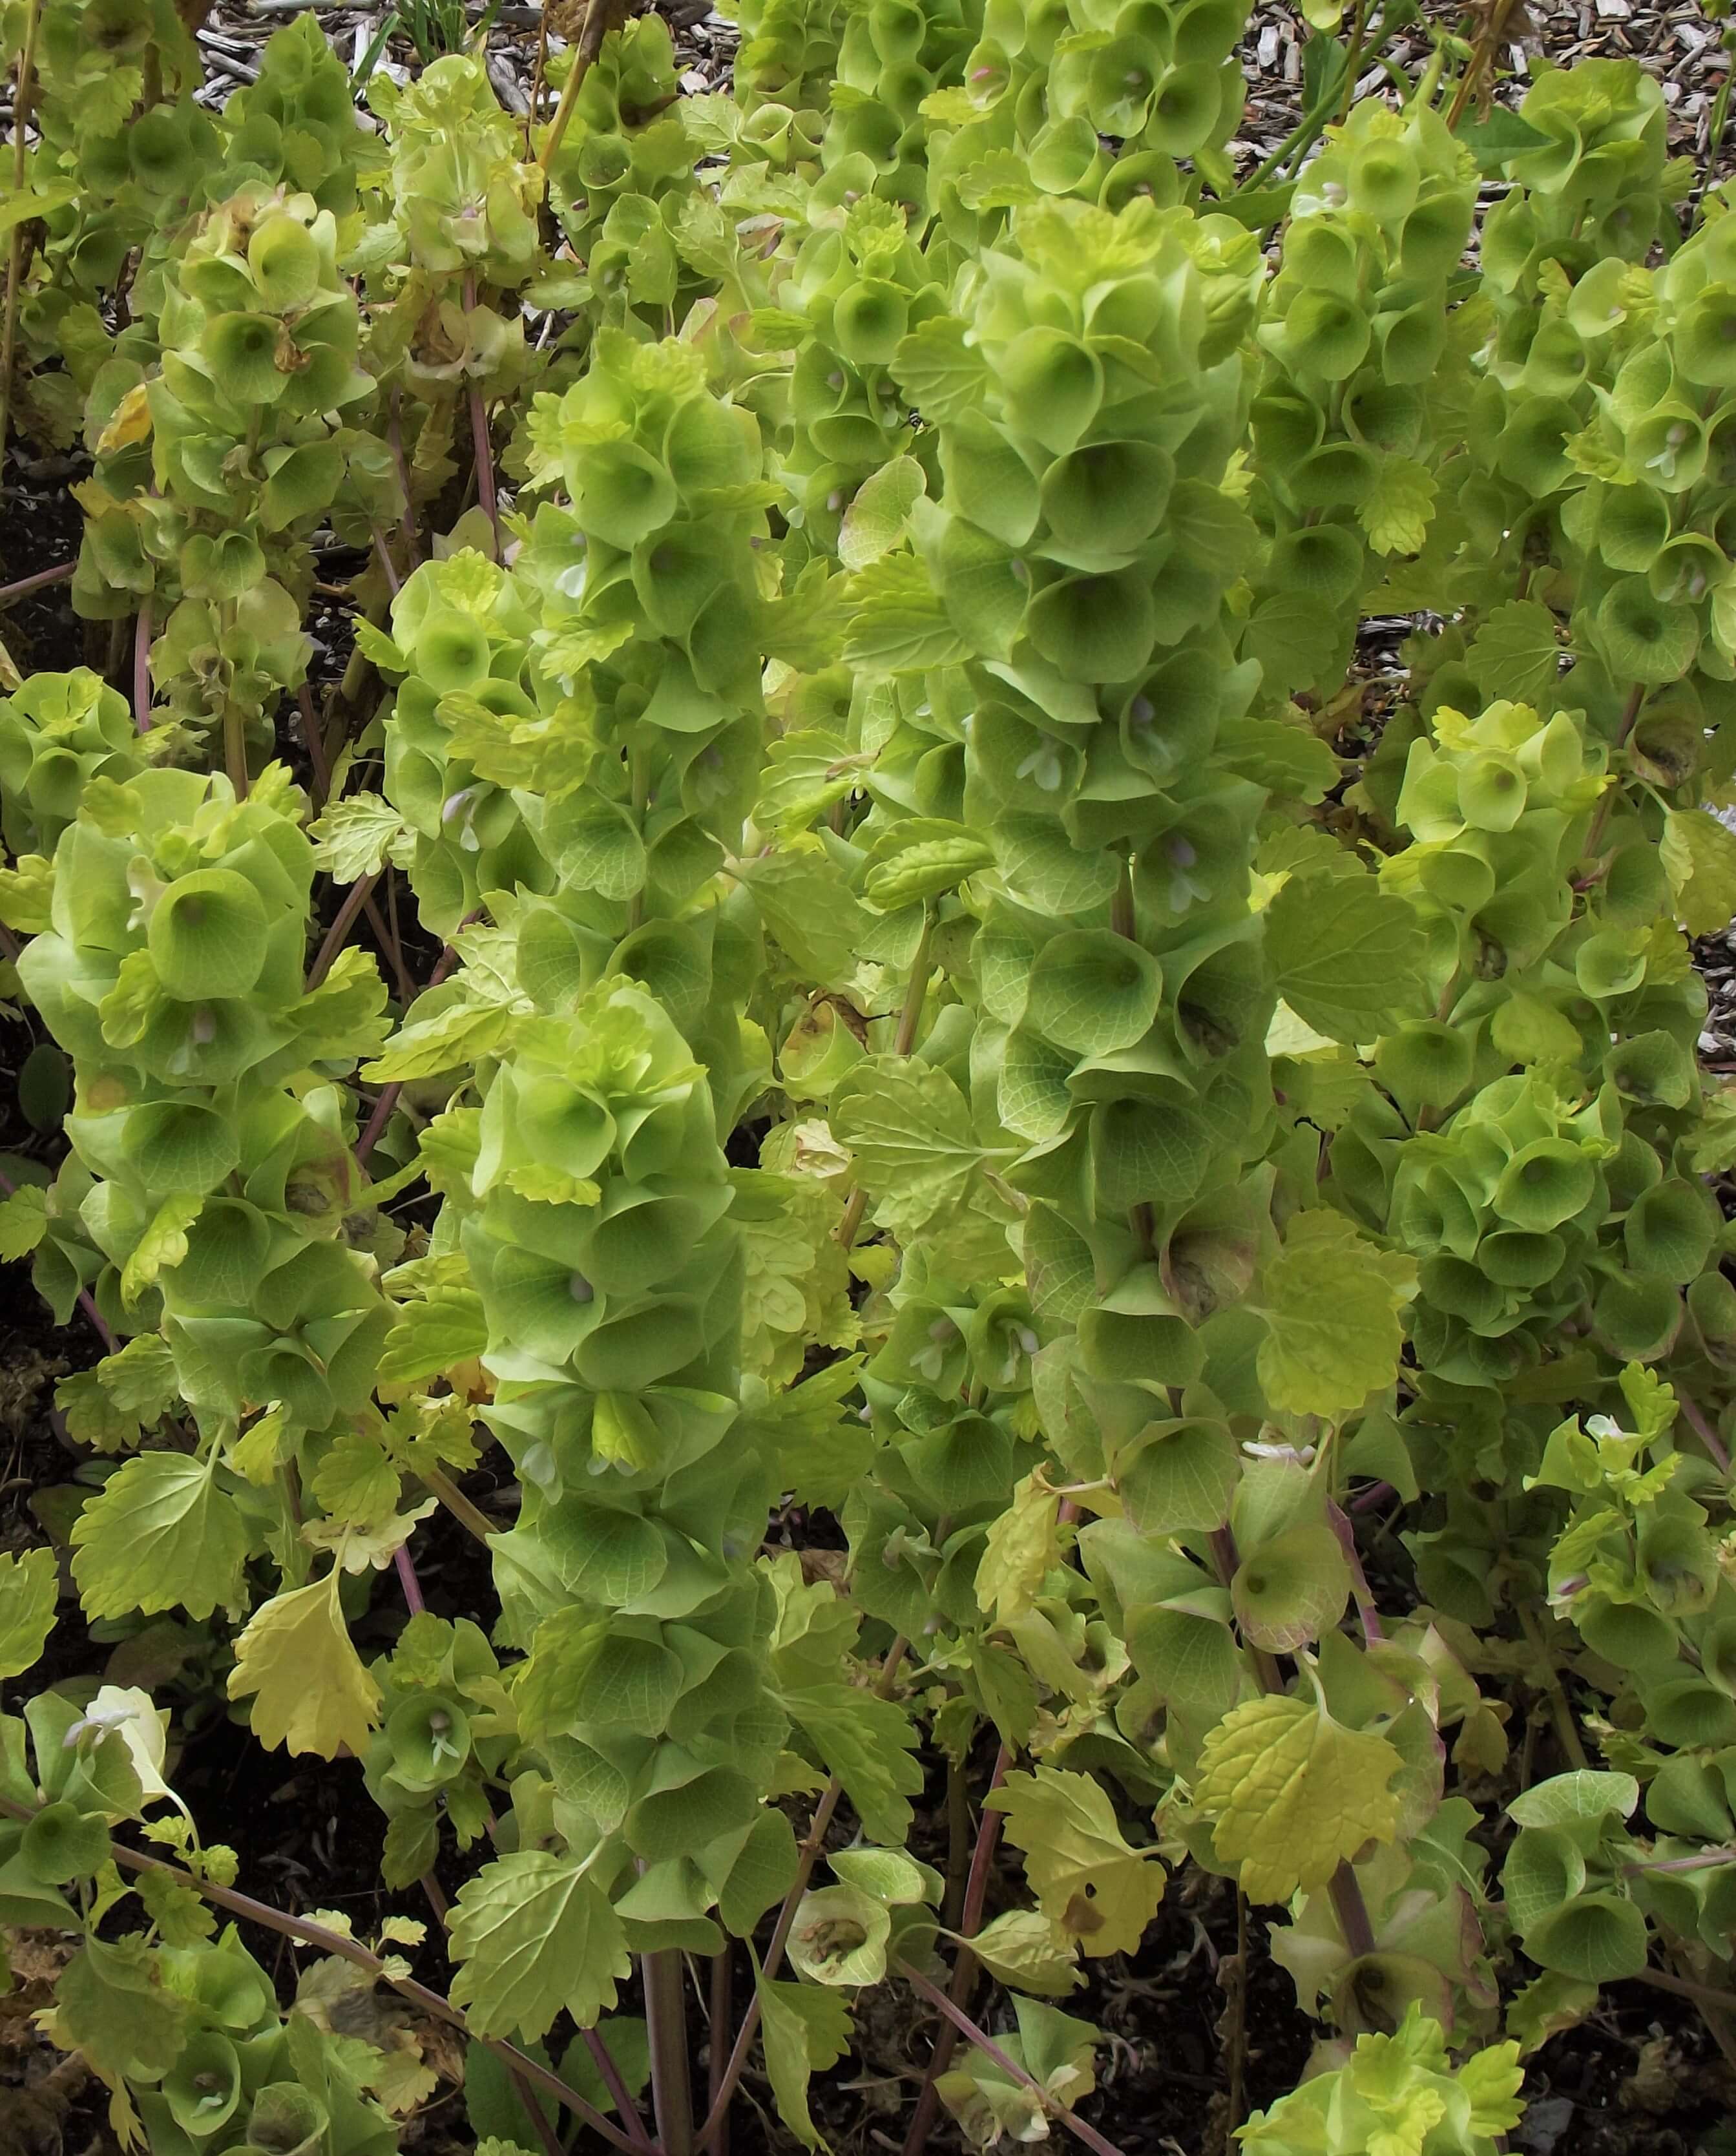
[75,183,372,787]
[1247,98,1478,701]
[0,668,140,859]
[544,15,702,325]
[432,979,795,1973]
[14,763,392,1448]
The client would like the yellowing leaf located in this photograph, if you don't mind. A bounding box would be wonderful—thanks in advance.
[987,1766,1166,1957]
[120,1194,203,1311]
[227,1571,382,1758]
[96,382,153,455]
[976,1470,1060,1626]
[1192,1693,1403,1904]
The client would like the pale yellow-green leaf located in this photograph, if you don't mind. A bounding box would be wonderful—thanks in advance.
[1661,809,1736,938]
[757,1974,852,2150]
[960,1909,1082,1997]
[975,1470,1060,1626]
[0,1182,48,1261]
[1358,457,1436,557]
[1192,1694,1403,1904]
[0,1545,58,1680]
[987,1766,1166,1956]
[120,1194,202,1310]
[227,1571,382,1758]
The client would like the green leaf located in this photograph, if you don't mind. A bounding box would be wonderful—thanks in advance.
[1266,870,1426,1043]
[377,1286,489,1388]
[757,1972,852,2150]
[786,1883,890,1986]
[70,1451,250,1622]
[733,839,871,989]
[1193,1694,1403,1903]
[1660,809,1736,937]
[448,1852,631,2040]
[0,1547,58,1680]
[842,554,971,673]
[839,458,926,573]
[92,1336,179,1421]
[311,1434,402,1525]
[1465,599,1564,709]
[892,317,992,425]
[783,1684,923,1845]
[441,686,598,801]
[227,1570,382,1758]
[0,1182,48,1261]
[1459,108,1553,172]
[987,1766,1166,1957]
[1255,1210,1416,1419]
[830,1059,984,1239]
[52,1936,188,2085]
[309,791,417,881]
[1359,458,1437,557]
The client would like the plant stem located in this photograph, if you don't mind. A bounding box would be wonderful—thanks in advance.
[224,702,249,800]
[1335,0,1367,123]
[370,518,403,597]
[0,557,71,605]
[708,1950,733,2156]
[1580,684,1646,863]
[893,1958,1129,2156]
[538,0,620,171]
[297,682,333,802]
[0,0,42,467]
[1677,1390,1730,1476]
[644,1949,695,2156]
[353,930,469,1166]
[393,1540,424,1613]
[1695,39,1735,228]
[901,1746,1010,2156]
[0,1792,646,2156]
[1514,1598,1589,1772]
[461,271,502,560]
[306,870,381,990]
[417,1461,497,1545]
[388,389,420,569]
[132,600,152,733]
[1328,1861,1377,1961]
[696,1639,910,2150]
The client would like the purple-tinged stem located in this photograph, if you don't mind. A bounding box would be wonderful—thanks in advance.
[0,558,72,605]
[894,1958,1129,2156]
[901,1746,1010,2156]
